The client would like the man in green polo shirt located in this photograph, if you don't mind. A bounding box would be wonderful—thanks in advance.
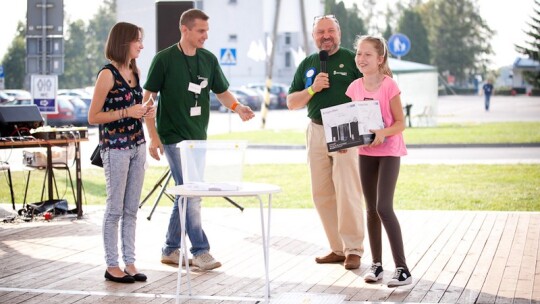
[287,15,364,270]
[142,8,254,271]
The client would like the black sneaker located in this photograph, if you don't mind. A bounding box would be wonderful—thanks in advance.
[387,267,412,287]
[364,262,383,282]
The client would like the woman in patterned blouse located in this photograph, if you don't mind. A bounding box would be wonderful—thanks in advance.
[88,22,155,284]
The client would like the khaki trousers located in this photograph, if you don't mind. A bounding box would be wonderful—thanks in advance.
[306,122,365,257]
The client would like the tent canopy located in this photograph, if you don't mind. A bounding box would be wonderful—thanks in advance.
[389,58,437,74]
[388,58,438,127]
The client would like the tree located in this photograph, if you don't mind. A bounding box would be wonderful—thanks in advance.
[1,22,27,89]
[59,20,91,88]
[325,0,367,50]
[515,0,540,89]
[383,24,393,42]
[61,0,115,89]
[420,0,493,86]
[0,1,115,90]
[85,0,116,84]
[382,5,395,40]
[396,8,430,64]
[360,0,379,34]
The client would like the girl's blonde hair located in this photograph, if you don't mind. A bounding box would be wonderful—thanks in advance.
[353,35,393,77]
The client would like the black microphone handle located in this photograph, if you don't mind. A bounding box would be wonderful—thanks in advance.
[321,61,327,73]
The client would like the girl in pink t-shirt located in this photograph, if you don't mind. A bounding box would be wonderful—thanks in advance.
[345,35,411,287]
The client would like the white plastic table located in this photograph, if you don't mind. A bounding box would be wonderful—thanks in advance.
[166,182,281,303]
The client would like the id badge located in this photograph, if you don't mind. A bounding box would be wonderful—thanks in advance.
[188,82,202,94]
[190,106,202,116]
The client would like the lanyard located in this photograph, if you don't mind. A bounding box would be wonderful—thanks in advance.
[178,43,201,104]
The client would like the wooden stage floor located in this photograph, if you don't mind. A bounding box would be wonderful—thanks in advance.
[0,203,538,303]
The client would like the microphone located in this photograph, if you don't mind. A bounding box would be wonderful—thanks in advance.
[319,50,328,73]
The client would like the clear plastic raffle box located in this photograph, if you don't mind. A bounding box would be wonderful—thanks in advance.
[178,140,247,191]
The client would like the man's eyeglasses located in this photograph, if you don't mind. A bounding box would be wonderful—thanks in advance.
[313,14,339,26]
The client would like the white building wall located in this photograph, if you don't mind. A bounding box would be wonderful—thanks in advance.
[117,0,324,87]
[117,0,158,85]
[201,0,264,86]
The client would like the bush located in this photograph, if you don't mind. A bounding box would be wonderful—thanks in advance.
[495,86,513,95]
[450,87,478,95]
[512,87,527,94]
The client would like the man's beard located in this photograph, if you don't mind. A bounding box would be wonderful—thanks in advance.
[319,39,339,53]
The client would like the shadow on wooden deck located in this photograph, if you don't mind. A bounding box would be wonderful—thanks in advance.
[0,204,538,303]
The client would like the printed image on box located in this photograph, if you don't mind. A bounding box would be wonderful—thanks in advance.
[320,100,384,152]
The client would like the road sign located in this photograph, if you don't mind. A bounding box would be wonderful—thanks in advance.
[388,33,411,58]
[27,0,64,36]
[26,0,64,75]
[31,74,58,113]
[0,65,4,90]
[220,48,237,66]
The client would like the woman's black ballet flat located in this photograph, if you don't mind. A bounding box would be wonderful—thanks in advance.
[104,270,135,283]
[124,270,147,282]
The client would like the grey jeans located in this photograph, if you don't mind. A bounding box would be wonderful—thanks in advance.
[102,144,146,267]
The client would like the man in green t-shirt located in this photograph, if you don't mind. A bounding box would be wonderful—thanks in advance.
[287,15,364,270]
[142,9,254,271]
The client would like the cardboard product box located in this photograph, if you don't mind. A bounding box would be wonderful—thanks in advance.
[321,100,384,152]
[22,146,75,168]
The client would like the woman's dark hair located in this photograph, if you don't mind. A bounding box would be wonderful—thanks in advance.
[105,22,143,72]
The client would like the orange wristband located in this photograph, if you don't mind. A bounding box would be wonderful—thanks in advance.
[231,101,240,111]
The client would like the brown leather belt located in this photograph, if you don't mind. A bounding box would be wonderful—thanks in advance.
[311,118,323,125]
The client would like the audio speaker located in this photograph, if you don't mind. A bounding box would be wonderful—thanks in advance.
[156,1,194,52]
[0,104,44,137]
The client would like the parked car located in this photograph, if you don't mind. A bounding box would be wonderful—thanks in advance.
[243,86,279,109]
[64,96,89,126]
[246,82,289,109]
[228,87,263,111]
[57,89,92,107]
[5,94,88,127]
[209,92,227,112]
[0,91,14,104]
[3,89,32,105]
[45,96,76,127]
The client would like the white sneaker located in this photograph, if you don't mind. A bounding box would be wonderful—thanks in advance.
[192,252,222,270]
[161,250,192,266]
[387,267,412,287]
[364,262,384,282]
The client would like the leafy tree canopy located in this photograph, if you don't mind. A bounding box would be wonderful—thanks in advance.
[515,0,540,89]
[419,0,493,85]
[0,0,115,90]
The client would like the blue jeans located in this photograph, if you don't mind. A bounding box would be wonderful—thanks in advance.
[484,94,491,110]
[102,144,146,267]
[162,143,210,256]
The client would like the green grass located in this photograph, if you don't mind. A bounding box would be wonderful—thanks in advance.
[208,122,540,145]
[4,163,538,212]
[2,122,539,212]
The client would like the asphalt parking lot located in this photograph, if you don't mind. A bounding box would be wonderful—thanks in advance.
[1,94,539,170]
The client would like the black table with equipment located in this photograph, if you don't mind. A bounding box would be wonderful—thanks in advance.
[0,134,88,218]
